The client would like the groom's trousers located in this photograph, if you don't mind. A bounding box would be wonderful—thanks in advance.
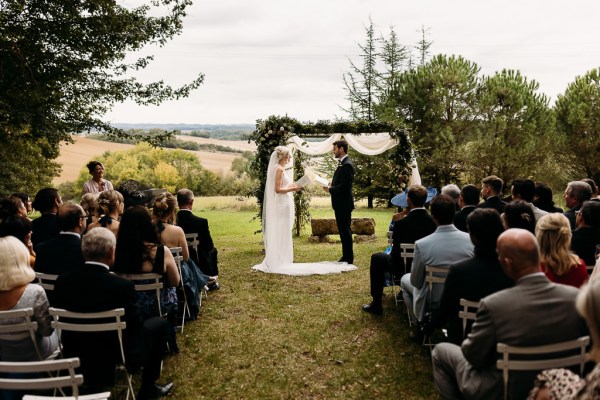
[335,208,353,264]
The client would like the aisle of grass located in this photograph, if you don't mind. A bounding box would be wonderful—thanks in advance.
[161,202,437,399]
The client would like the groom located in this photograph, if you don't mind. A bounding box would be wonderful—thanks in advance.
[324,139,355,264]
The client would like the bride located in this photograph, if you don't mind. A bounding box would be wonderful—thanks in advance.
[252,146,357,275]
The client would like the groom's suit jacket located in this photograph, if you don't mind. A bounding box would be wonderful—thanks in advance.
[329,156,355,212]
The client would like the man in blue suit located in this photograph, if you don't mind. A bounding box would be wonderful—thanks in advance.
[400,194,474,324]
[323,140,355,264]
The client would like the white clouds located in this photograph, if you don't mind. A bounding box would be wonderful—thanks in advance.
[107,0,600,124]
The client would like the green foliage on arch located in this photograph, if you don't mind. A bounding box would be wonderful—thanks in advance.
[249,115,412,233]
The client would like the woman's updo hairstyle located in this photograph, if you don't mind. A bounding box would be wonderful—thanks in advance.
[152,192,177,220]
[274,146,290,161]
[97,190,124,215]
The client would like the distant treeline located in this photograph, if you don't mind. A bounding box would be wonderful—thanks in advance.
[183,130,252,141]
[87,131,244,154]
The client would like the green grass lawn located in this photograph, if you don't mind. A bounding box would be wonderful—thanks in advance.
[161,200,438,399]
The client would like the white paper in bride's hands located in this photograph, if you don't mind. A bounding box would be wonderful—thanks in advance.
[294,174,312,188]
[314,175,329,187]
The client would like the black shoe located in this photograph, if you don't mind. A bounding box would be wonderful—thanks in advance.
[137,382,174,399]
[362,303,383,316]
[208,282,220,291]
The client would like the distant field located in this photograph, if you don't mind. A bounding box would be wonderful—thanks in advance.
[53,135,253,184]
[175,135,256,152]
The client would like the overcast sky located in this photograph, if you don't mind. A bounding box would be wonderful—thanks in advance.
[106,0,600,125]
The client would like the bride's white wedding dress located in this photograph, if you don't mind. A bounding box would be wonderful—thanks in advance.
[252,149,357,276]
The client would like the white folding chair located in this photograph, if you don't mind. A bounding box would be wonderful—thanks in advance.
[49,307,136,400]
[392,243,416,307]
[0,308,43,360]
[23,393,111,400]
[36,272,59,292]
[169,247,191,332]
[458,298,479,339]
[497,336,590,400]
[0,357,82,396]
[116,273,165,318]
[423,265,448,349]
[185,233,209,302]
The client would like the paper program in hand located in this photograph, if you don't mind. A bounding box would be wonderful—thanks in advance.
[294,174,312,188]
[314,175,329,187]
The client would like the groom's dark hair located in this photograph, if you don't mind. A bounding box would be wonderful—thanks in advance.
[333,140,348,154]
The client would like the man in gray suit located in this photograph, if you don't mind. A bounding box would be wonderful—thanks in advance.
[400,194,473,324]
[432,229,588,400]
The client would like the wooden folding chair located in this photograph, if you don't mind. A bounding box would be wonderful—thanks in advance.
[169,247,191,332]
[23,393,111,400]
[497,336,590,400]
[458,298,479,339]
[49,307,136,400]
[0,357,82,396]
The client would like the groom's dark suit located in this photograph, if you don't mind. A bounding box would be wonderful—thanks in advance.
[329,156,355,264]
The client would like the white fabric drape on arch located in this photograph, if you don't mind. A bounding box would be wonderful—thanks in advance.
[287,132,421,185]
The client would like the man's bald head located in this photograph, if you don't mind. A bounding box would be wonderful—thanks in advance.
[496,228,540,281]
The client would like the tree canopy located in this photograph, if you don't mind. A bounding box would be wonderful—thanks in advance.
[0,0,203,193]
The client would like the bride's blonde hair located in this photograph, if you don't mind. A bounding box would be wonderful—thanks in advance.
[274,146,290,160]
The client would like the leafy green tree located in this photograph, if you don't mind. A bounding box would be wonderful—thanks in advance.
[394,54,481,187]
[343,19,379,122]
[0,0,204,193]
[555,68,600,182]
[466,70,555,188]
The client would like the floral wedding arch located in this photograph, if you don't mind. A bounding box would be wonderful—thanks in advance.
[249,115,413,235]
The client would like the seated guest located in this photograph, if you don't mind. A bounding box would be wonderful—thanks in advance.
[154,192,207,318]
[432,229,588,400]
[572,200,600,269]
[153,193,189,262]
[86,190,124,237]
[53,228,173,398]
[533,182,563,213]
[35,202,86,276]
[82,160,113,195]
[564,181,593,229]
[511,178,548,222]
[528,279,600,399]
[10,192,32,216]
[113,206,181,352]
[582,178,599,201]
[536,213,588,288]
[441,184,461,211]
[400,194,473,326]
[0,235,58,361]
[176,188,220,279]
[434,209,513,344]
[80,192,99,233]
[0,215,36,267]
[502,200,536,234]
[0,197,21,222]
[31,188,62,248]
[478,175,507,214]
[453,184,480,232]
[362,185,436,315]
